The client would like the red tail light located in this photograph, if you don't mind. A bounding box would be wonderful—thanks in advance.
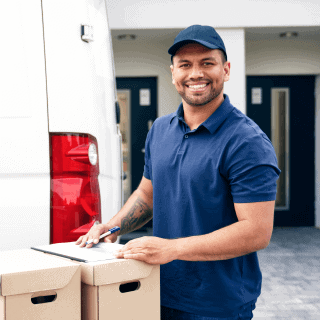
[50,133,101,243]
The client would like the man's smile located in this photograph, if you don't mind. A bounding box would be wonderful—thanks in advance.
[185,82,210,92]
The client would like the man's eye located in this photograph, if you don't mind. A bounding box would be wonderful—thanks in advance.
[204,62,213,66]
[180,64,190,68]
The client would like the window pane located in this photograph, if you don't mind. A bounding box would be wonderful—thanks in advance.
[117,90,131,204]
[272,89,289,209]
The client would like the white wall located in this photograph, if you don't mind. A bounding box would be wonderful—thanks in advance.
[112,28,246,116]
[107,0,320,30]
[246,38,320,75]
[316,76,320,228]
[221,29,246,114]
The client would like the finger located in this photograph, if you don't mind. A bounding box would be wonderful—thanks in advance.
[79,237,89,248]
[122,238,140,250]
[123,253,146,261]
[127,238,139,245]
[118,244,127,252]
[75,236,83,245]
[113,250,124,258]
[114,247,134,256]
[85,237,96,248]
[80,235,94,248]
[87,228,105,247]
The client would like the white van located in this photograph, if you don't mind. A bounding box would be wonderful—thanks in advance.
[0,0,122,250]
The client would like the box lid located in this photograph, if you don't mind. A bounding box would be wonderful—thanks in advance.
[0,249,79,296]
[79,259,154,286]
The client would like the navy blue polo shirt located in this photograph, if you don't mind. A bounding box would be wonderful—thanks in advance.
[143,95,280,317]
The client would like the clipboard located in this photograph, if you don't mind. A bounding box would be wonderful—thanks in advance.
[31,242,124,263]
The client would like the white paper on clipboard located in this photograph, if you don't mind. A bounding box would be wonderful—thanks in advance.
[32,242,124,263]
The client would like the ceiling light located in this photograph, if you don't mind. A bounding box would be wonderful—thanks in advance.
[279,32,298,38]
[117,34,137,41]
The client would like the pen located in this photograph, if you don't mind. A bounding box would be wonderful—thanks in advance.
[86,226,120,245]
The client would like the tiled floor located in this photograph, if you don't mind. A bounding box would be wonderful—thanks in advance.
[120,227,320,319]
[253,227,320,319]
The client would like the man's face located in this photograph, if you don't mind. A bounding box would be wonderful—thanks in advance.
[170,43,230,107]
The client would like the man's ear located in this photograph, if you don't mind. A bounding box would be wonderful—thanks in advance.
[170,65,175,85]
[223,61,231,83]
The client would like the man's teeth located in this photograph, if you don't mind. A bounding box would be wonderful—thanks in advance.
[188,84,207,89]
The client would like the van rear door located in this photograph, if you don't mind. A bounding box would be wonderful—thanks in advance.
[42,0,122,241]
[0,1,50,250]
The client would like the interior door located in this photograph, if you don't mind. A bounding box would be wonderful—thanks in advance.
[116,77,157,230]
[247,76,315,227]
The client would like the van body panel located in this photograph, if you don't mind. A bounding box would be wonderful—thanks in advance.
[0,176,50,250]
[0,1,50,250]
[0,0,121,250]
[42,0,121,224]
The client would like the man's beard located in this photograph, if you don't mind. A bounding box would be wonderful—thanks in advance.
[178,82,223,107]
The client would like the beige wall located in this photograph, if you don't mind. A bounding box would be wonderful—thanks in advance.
[107,0,320,30]
[246,38,320,75]
[112,33,180,117]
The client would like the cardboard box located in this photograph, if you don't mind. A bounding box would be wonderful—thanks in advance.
[79,259,160,320]
[0,249,80,320]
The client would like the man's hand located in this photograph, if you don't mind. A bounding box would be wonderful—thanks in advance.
[113,236,177,265]
[75,224,118,248]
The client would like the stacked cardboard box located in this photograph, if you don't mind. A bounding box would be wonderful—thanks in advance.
[0,249,81,320]
[79,259,160,320]
[0,249,160,319]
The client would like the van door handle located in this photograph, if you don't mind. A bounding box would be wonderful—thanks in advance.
[81,25,94,42]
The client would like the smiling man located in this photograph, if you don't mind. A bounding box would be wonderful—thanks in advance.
[171,45,227,109]
[76,25,280,320]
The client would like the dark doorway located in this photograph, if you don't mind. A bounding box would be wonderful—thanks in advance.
[117,77,157,230]
[247,76,315,226]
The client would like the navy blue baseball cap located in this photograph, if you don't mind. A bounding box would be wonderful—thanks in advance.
[168,25,227,60]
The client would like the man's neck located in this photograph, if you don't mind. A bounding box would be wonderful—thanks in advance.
[182,94,225,131]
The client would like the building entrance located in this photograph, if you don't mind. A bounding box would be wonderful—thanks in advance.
[247,76,315,226]
[116,77,157,230]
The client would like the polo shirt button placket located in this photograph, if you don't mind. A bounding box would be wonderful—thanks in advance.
[184,134,188,139]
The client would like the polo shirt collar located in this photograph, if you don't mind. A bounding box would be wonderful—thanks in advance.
[169,94,234,134]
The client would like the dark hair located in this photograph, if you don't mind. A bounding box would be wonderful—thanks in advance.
[220,51,227,64]
[171,49,227,65]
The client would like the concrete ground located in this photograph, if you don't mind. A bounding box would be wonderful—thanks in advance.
[253,227,320,319]
[120,227,320,319]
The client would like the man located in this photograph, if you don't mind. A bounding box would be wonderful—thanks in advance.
[76,25,280,319]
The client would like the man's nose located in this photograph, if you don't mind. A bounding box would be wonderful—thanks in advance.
[189,66,204,79]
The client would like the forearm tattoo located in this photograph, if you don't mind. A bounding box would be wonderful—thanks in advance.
[120,196,153,235]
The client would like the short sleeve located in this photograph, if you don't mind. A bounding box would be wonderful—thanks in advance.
[223,136,281,203]
[143,125,153,181]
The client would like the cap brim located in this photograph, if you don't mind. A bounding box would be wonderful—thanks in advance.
[168,39,220,55]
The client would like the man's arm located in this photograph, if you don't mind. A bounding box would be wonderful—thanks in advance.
[173,201,275,261]
[114,200,274,264]
[114,177,153,236]
[76,177,153,247]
